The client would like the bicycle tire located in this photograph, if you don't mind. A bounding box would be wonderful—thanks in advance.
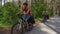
[28,23,33,31]
[11,22,24,34]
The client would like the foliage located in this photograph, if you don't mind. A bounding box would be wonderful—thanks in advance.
[0,2,20,26]
[59,11,60,16]
[31,1,51,18]
[0,2,52,27]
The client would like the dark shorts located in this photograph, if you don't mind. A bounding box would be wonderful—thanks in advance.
[27,16,35,24]
[44,15,49,19]
[23,15,30,20]
[23,15,35,24]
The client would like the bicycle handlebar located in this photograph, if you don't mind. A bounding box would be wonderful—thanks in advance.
[17,14,26,22]
[17,13,24,18]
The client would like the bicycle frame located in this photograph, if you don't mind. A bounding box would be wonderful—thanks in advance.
[17,19,23,30]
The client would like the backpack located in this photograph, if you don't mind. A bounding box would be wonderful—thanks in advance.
[28,16,35,24]
[46,15,49,19]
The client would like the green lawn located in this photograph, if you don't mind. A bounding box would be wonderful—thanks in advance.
[0,23,12,28]
[0,18,43,28]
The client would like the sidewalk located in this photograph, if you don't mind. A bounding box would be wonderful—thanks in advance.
[44,15,60,34]
[25,21,57,34]
[0,16,59,34]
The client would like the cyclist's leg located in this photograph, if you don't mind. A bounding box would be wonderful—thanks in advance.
[16,22,23,32]
[43,15,46,22]
[24,15,29,25]
[24,15,30,30]
[44,15,47,21]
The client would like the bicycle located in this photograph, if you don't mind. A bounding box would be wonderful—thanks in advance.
[42,15,48,22]
[11,14,35,34]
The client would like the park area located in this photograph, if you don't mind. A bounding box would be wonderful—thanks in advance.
[0,0,60,34]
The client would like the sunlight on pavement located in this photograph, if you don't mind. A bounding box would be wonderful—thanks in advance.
[25,23,58,34]
[39,23,57,34]
[50,18,60,20]
[45,15,60,34]
[57,21,60,22]
[47,20,56,23]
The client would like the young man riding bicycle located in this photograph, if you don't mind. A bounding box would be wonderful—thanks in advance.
[11,2,35,34]
[42,10,49,22]
[23,2,32,30]
[16,2,32,30]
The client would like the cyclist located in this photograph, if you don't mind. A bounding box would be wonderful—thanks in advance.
[42,10,49,22]
[23,2,31,30]
[16,2,32,30]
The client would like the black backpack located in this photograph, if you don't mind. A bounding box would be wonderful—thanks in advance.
[28,16,35,24]
[47,15,49,19]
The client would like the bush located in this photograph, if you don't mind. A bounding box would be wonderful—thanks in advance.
[59,12,60,16]
[0,2,52,27]
[31,1,51,18]
[0,2,20,26]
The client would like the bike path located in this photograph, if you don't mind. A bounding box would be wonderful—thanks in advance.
[25,21,57,34]
[0,18,58,34]
[44,15,60,34]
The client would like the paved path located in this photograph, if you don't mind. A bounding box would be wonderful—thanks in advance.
[0,21,57,34]
[0,28,10,34]
[0,15,60,34]
[25,21,57,34]
[44,15,60,34]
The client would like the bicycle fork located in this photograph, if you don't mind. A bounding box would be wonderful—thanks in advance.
[16,19,23,30]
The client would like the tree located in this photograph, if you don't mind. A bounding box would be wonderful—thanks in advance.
[18,0,21,7]
[12,0,14,3]
[50,0,55,16]
[4,0,5,5]
[0,0,2,6]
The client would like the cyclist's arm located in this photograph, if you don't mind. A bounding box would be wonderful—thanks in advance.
[26,9,29,14]
[26,8,30,14]
[16,12,20,15]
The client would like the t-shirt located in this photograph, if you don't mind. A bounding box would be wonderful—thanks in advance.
[23,7,31,16]
[42,11,48,15]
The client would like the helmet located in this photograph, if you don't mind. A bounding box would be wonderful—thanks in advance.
[23,2,28,6]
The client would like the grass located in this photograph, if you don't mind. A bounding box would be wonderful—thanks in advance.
[0,23,12,28]
[0,18,43,28]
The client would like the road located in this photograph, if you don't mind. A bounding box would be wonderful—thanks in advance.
[25,15,60,34]
[45,15,60,34]
[0,15,60,34]
[25,21,57,34]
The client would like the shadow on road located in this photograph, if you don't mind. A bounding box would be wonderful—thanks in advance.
[43,15,60,34]
[0,25,51,34]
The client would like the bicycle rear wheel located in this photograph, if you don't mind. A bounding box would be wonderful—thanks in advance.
[11,22,24,34]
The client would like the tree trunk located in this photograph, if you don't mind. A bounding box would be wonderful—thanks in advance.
[12,0,14,3]
[4,0,5,5]
[50,0,54,16]
[0,0,2,6]
[18,0,21,7]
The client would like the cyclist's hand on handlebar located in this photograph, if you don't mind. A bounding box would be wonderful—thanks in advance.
[16,12,20,16]
[23,12,26,15]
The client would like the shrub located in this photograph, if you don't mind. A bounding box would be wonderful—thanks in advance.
[0,2,20,26]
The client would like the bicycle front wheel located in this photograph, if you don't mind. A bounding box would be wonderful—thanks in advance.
[11,22,23,34]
